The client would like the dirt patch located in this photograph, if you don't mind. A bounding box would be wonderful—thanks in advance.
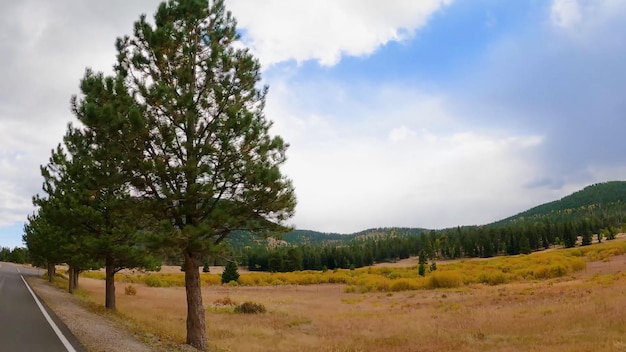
[574,254,626,279]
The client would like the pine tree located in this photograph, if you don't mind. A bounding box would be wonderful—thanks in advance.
[581,219,592,246]
[519,234,532,254]
[202,261,210,273]
[110,1,296,349]
[562,223,577,248]
[32,144,102,294]
[418,263,426,276]
[26,67,162,307]
[221,261,240,284]
[23,209,65,283]
[70,72,161,309]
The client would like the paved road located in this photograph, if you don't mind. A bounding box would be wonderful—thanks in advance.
[0,262,84,351]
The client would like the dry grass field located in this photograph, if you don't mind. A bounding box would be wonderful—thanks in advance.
[76,241,626,352]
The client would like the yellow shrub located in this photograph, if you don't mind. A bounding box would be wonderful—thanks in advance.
[389,278,424,292]
[124,285,137,295]
[81,271,106,280]
[569,257,587,271]
[428,272,463,288]
[144,275,168,287]
[201,274,221,286]
[479,271,509,285]
[344,285,357,293]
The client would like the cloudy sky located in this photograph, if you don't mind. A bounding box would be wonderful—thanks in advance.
[1,0,625,248]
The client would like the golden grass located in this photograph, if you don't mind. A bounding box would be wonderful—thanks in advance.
[82,240,626,293]
[71,239,626,351]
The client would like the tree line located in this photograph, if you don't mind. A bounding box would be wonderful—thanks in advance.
[0,246,29,264]
[240,206,624,272]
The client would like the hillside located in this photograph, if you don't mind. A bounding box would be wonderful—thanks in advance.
[493,181,626,225]
[228,181,626,250]
[226,227,427,249]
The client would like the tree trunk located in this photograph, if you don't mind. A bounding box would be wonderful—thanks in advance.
[73,269,79,290]
[47,263,55,283]
[105,256,116,310]
[68,266,74,294]
[184,251,208,351]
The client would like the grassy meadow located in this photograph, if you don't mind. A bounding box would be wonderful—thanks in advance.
[72,239,626,351]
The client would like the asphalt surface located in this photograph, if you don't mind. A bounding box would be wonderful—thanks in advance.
[0,262,84,352]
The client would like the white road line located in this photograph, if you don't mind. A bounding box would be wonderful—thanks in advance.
[16,267,20,273]
[20,275,77,352]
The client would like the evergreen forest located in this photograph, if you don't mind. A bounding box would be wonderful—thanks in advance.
[234,181,626,272]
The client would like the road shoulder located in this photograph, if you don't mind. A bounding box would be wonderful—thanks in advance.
[27,277,157,352]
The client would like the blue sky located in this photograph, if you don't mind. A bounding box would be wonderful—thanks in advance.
[1,0,625,248]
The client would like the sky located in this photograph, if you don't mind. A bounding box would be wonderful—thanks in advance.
[1,0,626,248]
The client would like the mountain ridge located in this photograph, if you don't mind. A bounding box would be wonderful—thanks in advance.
[227,181,626,248]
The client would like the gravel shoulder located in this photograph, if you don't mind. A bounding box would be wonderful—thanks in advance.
[27,277,193,352]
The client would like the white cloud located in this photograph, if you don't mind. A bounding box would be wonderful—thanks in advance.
[265,79,544,232]
[550,0,626,33]
[389,126,417,143]
[226,0,453,66]
[551,0,582,28]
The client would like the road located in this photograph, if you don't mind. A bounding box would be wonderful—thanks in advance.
[0,262,84,351]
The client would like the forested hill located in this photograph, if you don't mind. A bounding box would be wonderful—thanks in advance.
[226,229,351,248]
[493,181,626,225]
[239,181,626,273]
[226,227,427,248]
[228,181,626,249]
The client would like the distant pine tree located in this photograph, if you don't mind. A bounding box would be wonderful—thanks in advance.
[222,261,240,284]
[418,263,426,276]
[520,235,532,254]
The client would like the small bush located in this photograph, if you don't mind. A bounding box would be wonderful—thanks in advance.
[213,296,237,306]
[124,285,137,296]
[428,271,462,288]
[201,274,222,286]
[234,301,266,314]
[480,272,508,285]
[344,285,357,293]
[144,275,169,287]
[390,279,414,292]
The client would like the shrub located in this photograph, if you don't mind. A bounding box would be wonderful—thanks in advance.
[124,285,137,295]
[235,301,266,314]
[428,271,462,288]
[480,272,508,285]
[213,296,237,306]
[144,275,168,287]
[201,274,222,286]
[390,279,414,292]
[344,285,357,293]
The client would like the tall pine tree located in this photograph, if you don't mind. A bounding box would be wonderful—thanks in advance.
[110,1,296,349]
